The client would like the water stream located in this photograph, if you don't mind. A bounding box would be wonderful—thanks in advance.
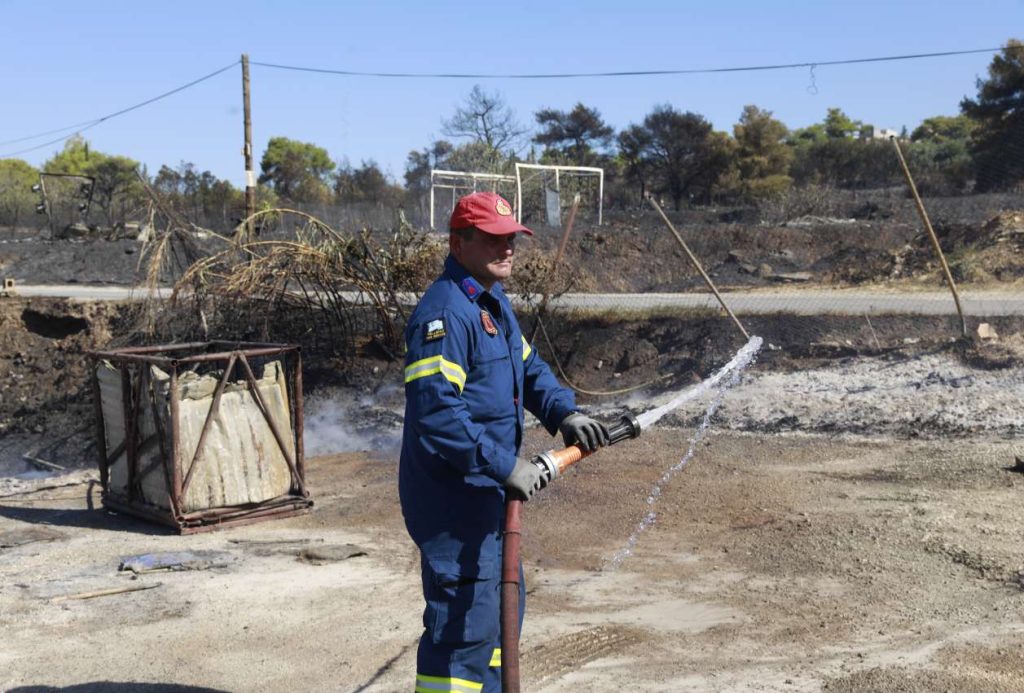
[608,335,763,569]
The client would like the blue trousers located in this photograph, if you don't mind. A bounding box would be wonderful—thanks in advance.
[415,556,525,693]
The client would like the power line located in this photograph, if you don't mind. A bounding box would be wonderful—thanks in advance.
[0,60,239,158]
[1,45,1010,160]
[251,47,1003,80]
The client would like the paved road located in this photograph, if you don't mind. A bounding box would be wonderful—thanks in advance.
[9,284,1024,317]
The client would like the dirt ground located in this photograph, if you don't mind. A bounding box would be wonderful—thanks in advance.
[2,415,1024,692]
[2,198,1024,691]
[2,324,1024,691]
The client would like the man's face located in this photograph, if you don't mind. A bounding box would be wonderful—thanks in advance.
[451,229,517,289]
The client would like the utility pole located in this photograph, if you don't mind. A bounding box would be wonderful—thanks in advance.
[242,53,255,241]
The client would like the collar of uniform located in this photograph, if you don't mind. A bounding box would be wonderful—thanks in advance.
[444,254,504,303]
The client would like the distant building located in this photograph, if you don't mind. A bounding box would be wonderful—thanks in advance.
[860,125,902,140]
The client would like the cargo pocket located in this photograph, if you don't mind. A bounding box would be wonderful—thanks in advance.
[424,560,500,646]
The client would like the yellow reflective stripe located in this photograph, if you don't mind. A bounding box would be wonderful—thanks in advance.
[415,674,483,692]
[439,358,467,392]
[405,355,467,393]
[490,647,502,667]
[405,356,442,382]
[521,335,532,361]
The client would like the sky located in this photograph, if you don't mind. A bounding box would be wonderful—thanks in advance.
[2,1,1020,189]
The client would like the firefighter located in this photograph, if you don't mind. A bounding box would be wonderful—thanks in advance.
[400,191,608,692]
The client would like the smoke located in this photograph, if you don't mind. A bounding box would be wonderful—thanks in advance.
[302,385,403,457]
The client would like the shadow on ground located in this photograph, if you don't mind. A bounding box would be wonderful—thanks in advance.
[9,685,230,693]
[0,502,170,535]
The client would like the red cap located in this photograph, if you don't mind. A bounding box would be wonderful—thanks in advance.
[449,192,533,236]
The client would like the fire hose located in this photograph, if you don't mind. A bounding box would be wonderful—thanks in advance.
[500,413,641,693]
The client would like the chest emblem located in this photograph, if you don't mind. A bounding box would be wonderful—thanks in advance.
[480,310,499,336]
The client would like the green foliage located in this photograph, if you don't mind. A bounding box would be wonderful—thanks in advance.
[43,134,94,174]
[444,141,511,175]
[960,39,1024,191]
[786,109,898,189]
[619,105,734,209]
[0,158,40,230]
[334,160,404,206]
[616,124,655,204]
[732,105,793,201]
[404,140,454,194]
[904,115,975,194]
[788,123,827,146]
[823,107,861,139]
[43,136,145,225]
[258,136,335,203]
[904,139,972,194]
[911,115,975,143]
[790,137,898,189]
[153,162,243,229]
[533,102,614,165]
[743,173,793,200]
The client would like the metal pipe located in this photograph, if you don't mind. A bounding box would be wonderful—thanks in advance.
[169,365,182,520]
[646,195,751,340]
[90,360,109,491]
[500,499,523,693]
[120,365,137,501]
[501,413,641,692]
[293,348,306,495]
[528,193,581,343]
[891,136,969,338]
[146,368,179,517]
[236,354,302,487]
[177,346,291,363]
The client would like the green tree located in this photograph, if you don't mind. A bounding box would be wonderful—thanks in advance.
[43,136,144,226]
[442,85,526,152]
[0,159,40,231]
[334,160,403,206]
[153,162,242,229]
[616,124,654,203]
[258,136,334,202]
[960,40,1024,191]
[732,105,793,200]
[621,105,734,209]
[404,140,454,195]
[533,102,614,165]
[788,109,898,188]
[905,115,975,193]
[823,107,861,139]
[444,141,510,175]
[43,134,94,174]
[911,115,975,143]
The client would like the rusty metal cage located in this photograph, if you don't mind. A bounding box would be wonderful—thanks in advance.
[88,341,312,533]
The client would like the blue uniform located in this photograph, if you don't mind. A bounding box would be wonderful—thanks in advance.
[400,255,576,692]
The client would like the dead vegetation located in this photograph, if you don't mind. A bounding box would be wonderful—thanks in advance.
[131,189,445,358]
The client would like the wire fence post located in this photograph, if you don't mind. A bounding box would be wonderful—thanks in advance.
[646,195,751,341]
[891,136,969,339]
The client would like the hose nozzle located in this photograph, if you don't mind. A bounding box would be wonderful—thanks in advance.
[531,413,642,483]
[607,413,641,445]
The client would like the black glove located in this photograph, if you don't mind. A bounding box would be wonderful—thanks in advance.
[504,457,547,501]
[559,412,610,452]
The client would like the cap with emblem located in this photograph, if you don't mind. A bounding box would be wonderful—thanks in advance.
[449,192,533,236]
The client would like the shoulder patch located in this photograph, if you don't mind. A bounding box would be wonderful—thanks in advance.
[424,318,446,342]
